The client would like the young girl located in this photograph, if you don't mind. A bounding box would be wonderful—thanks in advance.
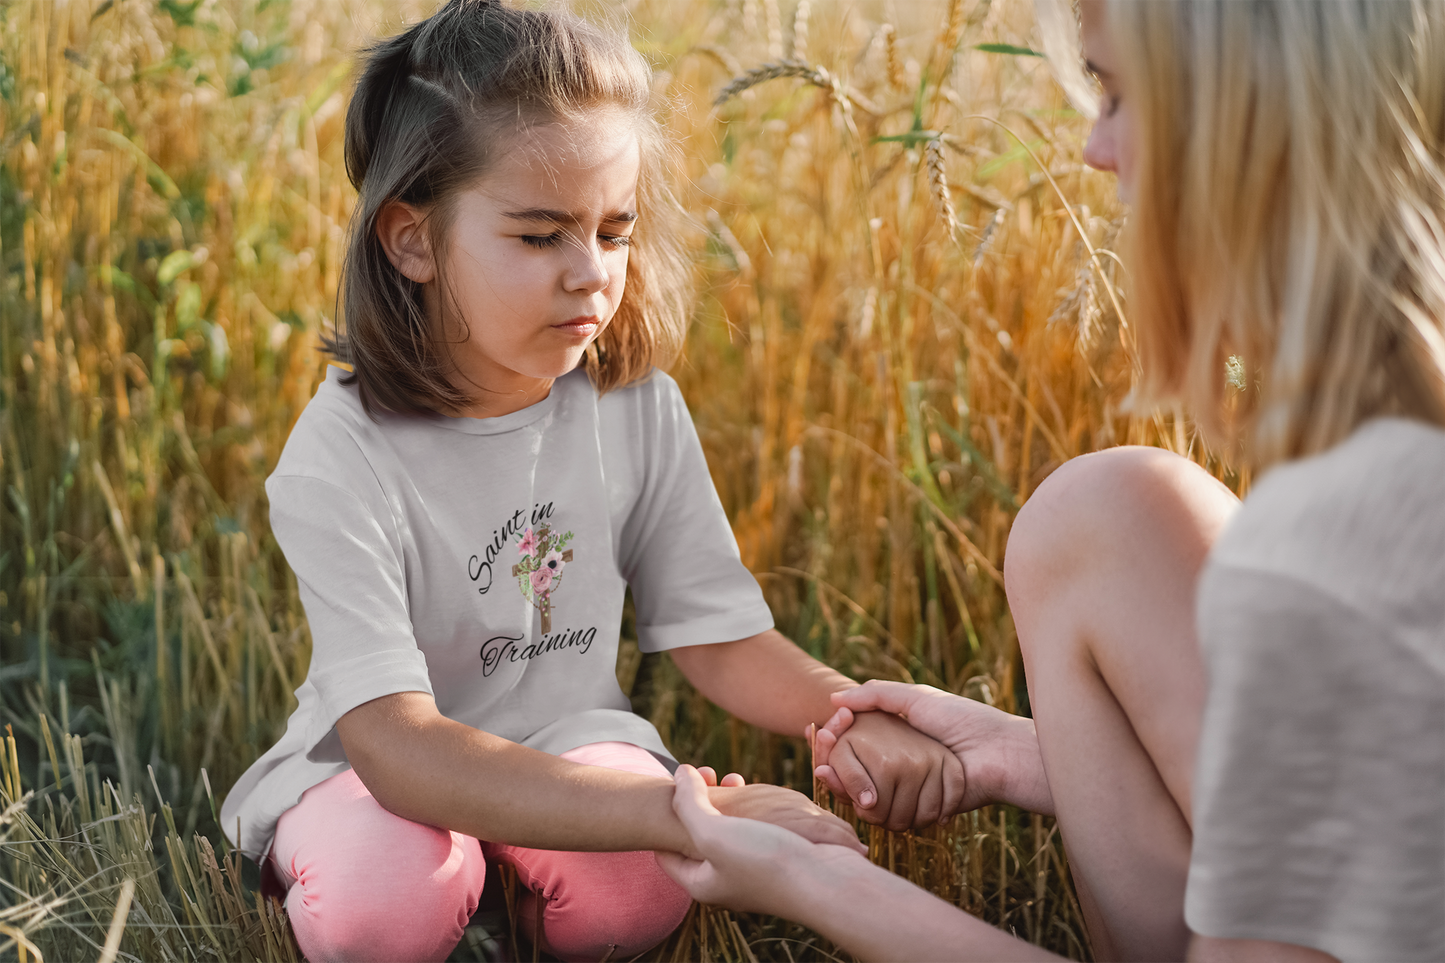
[220,2,966,961]
[660,1,1445,962]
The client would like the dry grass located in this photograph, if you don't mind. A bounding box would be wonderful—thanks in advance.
[0,0,1237,959]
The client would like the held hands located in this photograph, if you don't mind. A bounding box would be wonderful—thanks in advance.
[656,765,869,915]
[813,680,1054,819]
[809,704,967,831]
[698,768,867,856]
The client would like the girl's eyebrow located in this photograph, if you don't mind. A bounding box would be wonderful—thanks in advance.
[502,208,638,224]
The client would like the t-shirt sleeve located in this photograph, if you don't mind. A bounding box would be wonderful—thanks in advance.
[267,473,434,762]
[1187,564,1445,962]
[616,378,775,653]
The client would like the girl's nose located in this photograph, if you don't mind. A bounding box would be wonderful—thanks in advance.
[563,237,611,294]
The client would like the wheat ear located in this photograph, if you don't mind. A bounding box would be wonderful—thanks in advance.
[926,137,961,246]
[791,0,812,62]
[882,23,904,90]
[714,59,836,107]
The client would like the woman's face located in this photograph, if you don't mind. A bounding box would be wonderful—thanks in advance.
[1080,0,1137,203]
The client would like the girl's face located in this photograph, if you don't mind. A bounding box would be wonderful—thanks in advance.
[1080,0,1137,202]
[386,113,641,417]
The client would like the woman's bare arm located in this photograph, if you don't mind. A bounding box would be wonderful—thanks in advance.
[785,847,1059,962]
[335,690,865,854]
[658,765,1058,962]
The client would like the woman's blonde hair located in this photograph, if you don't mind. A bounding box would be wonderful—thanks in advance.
[332,0,689,416]
[1050,0,1445,467]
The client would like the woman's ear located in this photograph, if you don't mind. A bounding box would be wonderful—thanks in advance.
[375,201,437,283]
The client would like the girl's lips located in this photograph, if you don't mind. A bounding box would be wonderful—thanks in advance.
[553,317,599,337]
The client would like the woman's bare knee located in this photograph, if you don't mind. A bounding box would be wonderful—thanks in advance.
[1005,447,1237,668]
[1006,447,1233,592]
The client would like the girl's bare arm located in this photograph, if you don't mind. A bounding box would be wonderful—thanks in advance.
[335,690,864,854]
[668,628,852,732]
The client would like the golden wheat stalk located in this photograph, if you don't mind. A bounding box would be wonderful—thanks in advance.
[882,23,905,90]
[791,0,811,62]
[764,0,783,58]
[940,0,966,68]
[1048,257,1101,350]
[690,44,743,78]
[974,207,1006,267]
[713,57,881,118]
[926,137,961,246]
[713,59,836,106]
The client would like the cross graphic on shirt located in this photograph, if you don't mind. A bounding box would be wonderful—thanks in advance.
[512,526,574,632]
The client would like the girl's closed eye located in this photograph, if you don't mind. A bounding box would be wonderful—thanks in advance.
[519,233,633,250]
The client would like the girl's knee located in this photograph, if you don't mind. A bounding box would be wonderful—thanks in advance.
[285,826,485,963]
[289,901,468,963]
[533,850,691,962]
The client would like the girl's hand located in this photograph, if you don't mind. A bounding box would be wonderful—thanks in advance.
[813,681,1054,818]
[704,782,867,854]
[809,708,967,831]
[696,766,746,788]
[656,766,869,915]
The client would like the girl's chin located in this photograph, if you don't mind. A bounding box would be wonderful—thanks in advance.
[457,345,593,386]
[523,348,591,380]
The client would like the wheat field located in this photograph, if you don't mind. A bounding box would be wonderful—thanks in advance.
[0,0,1232,959]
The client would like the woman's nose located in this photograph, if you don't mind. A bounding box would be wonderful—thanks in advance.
[1083,119,1116,174]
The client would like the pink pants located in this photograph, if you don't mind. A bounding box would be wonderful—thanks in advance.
[270,742,692,963]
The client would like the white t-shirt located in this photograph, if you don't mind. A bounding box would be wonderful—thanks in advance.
[1187,418,1445,961]
[220,365,775,858]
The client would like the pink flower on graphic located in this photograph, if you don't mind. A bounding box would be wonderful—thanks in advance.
[510,523,574,633]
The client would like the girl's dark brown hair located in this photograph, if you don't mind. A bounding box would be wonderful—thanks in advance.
[330,0,690,415]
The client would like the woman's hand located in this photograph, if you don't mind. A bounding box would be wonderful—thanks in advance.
[656,765,870,914]
[814,710,968,831]
[669,631,965,830]
[704,780,867,854]
[812,681,1054,817]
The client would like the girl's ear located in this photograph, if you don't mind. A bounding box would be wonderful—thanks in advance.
[375,200,437,283]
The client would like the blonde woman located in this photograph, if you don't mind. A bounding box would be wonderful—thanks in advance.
[656,1,1445,961]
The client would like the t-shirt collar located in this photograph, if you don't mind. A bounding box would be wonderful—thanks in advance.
[326,365,574,435]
